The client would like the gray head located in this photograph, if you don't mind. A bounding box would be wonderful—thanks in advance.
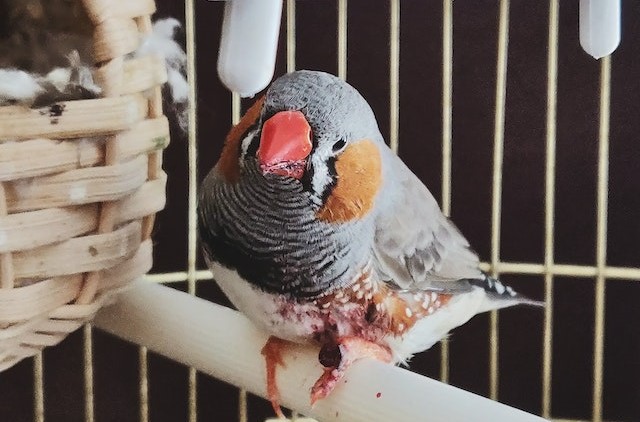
[263,70,382,144]
[238,70,384,206]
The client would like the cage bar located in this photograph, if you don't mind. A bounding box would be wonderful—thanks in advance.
[144,262,640,286]
[389,0,400,154]
[83,324,95,422]
[285,8,298,419]
[186,0,199,420]
[286,0,296,74]
[139,346,149,422]
[489,0,510,401]
[592,55,611,422]
[135,11,167,422]
[441,0,453,219]
[238,388,248,422]
[337,0,348,80]
[230,93,248,421]
[439,0,453,385]
[286,1,296,74]
[34,352,44,422]
[542,0,559,417]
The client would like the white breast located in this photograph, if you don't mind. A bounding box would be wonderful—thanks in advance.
[209,262,325,344]
[210,259,502,365]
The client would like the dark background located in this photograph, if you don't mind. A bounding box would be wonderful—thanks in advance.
[1,1,639,421]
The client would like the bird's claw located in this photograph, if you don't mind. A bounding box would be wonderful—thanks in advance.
[261,336,291,418]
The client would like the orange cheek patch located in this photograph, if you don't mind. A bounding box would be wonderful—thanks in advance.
[218,96,265,183]
[316,140,382,223]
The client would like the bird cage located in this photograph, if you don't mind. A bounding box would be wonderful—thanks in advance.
[1,1,639,422]
[0,0,169,372]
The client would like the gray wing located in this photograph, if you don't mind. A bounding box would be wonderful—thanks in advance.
[372,153,483,292]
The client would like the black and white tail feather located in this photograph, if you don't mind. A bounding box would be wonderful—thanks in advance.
[470,273,545,313]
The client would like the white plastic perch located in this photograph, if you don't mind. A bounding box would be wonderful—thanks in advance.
[94,282,548,422]
[580,0,621,59]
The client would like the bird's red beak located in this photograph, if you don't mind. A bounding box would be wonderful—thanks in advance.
[258,110,312,179]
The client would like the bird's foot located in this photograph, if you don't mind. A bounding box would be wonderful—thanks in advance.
[261,336,292,419]
[310,337,392,406]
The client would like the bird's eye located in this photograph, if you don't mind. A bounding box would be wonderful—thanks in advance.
[332,139,347,153]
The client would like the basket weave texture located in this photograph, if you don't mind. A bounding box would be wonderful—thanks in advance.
[0,0,169,371]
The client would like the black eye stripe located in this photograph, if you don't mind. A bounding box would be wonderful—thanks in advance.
[300,160,314,191]
[300,155,338,204]
[319,156,338,203]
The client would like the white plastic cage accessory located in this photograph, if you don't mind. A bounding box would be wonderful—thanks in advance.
[579,0,621,59]
[217,0,283,97]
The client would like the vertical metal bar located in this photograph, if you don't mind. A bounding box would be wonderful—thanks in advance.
[83,324,94,422]
[439,0,453,385]
[230,93,248,422]
[441,0,453,218]
[337,0,348,80]
[185,0,198,303]
[139,347,149,422]
[592,55,611,422]
[129,16,161,422]
[238,388,248,422]
[286,0,296,73]
[284,3,299,416]
[389,0,400,154]
[542,0,559,417]
[490,0,510,401]
[34,352,44,422]
[185,0,199,420]
[232,94,241,125]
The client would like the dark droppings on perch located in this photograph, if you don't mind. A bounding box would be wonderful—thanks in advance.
[48,103,64,124]
[49,103,65,117]
[38,102,66,124]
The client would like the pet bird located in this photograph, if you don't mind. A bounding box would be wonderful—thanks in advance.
[198,70,539,417]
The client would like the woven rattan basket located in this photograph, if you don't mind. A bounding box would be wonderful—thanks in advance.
[0,0,169,371]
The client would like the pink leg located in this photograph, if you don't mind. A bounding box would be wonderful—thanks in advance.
[310,337,392,405]
[261,336,291,419]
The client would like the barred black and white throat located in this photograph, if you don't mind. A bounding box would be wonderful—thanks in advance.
[198,70,382,299]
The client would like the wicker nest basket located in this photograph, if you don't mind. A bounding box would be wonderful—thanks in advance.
[0,0,169,371]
